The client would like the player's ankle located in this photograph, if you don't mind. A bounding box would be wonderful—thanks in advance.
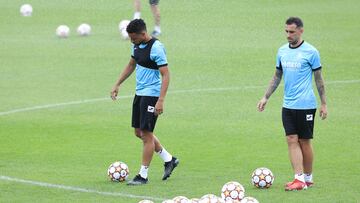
[294,173,305,183]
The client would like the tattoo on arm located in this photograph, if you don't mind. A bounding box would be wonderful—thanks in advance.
[264,69,283,99]
[314,69,327,105]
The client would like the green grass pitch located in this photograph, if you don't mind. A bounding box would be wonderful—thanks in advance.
[1,0,359,202]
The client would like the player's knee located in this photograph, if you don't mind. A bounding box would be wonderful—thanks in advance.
[286,135,299,144]
[134,129,141,138]
[140,130,154,142]
[299,139,311,145]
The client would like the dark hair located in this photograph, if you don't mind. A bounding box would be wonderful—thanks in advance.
[126,19,147,34]
[286,17,303,28]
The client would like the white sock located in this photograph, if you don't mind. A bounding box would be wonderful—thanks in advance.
[154,25,161,33]
[305,173,313,182]
[133,12,141,19]
[294,173,305,183]
[157,148,172,162]
[139,165,148,179]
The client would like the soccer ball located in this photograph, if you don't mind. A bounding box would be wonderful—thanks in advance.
[240,197,259,203]
[119,20,130,31]
[107,161,129,182]
[20,4,33,16]
[221,181,245,202]
[121,30,129,40]
[139,200,154,203]
[190,198,200,203]
[162,200,175,203]
[121,29,129,40]
[56,25,70,38]
[119,20,130,40]
[172,196,190,203]
[199,194,224,203]
[77,23,91,36]
[251,167,274,189]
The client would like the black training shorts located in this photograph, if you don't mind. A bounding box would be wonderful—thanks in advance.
[132,95,159,132]
[149,0,159,5]
[282,107,316,139]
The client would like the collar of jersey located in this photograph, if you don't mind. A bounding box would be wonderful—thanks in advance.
[289,40,304,49]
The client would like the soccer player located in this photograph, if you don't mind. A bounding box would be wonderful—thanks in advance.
[133,0,162,37]
[257,17,328,191]
[110,19,179,185]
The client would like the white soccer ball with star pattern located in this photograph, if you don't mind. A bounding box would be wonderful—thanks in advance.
[56,25,70,38]
[221,181,245,202]
[77,23,91,36]
[139,200,154,203]
[199,194,224,203]
[107,161,129,182]
[119,20,130,40]
[138,200,154,203]
[172,196,190,203]
[240,197,259,203]
[162,200,175,203]
[20,4,33,16]
[190,198,200,203]
[251,167,274,189]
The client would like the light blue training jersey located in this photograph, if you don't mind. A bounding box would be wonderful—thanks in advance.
[131,39,168,97]
[276,41,321,109]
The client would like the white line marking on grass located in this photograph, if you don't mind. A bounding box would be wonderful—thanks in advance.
[170,84,267,94]
[0,96,132,116]
[0,175,165,201]
[0,79,359,117]
[326,79,360,84]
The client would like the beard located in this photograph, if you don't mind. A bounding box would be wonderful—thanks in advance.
[288,38,299,46]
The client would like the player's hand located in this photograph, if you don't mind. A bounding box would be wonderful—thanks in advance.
[257,97,268,112]
[110,86,119,101]
[319,104,328,120]
[154,100,164,116]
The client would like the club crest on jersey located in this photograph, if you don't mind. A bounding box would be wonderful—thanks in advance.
[306,114,313,121]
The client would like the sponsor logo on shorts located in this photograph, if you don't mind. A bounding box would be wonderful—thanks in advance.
[147,106,155,113]
[306,114,313,121]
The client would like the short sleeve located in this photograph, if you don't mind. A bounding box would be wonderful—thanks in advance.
[276,50,282,70]
[310,50,321,71]
[131,45,135,58]
[150,41,168,67]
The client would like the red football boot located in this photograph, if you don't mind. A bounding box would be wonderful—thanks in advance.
[286,180,314,188]
[306,181,314,187]
[285,181,292,187]
[285,179,307,191]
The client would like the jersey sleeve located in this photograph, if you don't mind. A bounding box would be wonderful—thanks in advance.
[131,45,135,58]
[150,41,168,68]
[310,49,321,71]
[276,50,282,70]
